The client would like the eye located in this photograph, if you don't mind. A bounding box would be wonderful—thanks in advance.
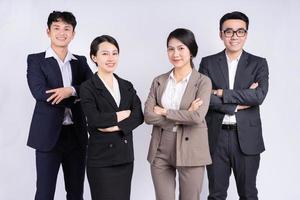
[113,52,119,56]
[179,47,185,50]
[102,52,108,56]
[167,47,174,51]
[225,29,233,34]
[237,29,245,34]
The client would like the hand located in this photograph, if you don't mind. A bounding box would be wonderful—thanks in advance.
[116,110,131,122]
[98,126,120,132]
[237,105,250,111]
[46,87,73,104]
[188,98,203,111]
[153,106,167,116]
[249,82,258,89]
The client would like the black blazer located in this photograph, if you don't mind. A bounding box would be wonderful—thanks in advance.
[199,50,269,155]
[27,52,93,151]
[80,73,144,167]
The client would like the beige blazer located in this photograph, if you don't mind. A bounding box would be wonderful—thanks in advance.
[145,68,212,166]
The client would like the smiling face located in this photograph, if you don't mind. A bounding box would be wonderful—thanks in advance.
[220,19,247,57]
[92,41,119,74]
[167,38,192,69]
[47,19,75,49]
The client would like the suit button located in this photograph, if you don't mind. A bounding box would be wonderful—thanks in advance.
[185,137,189,141]
[124,139,128,144]
[109,144,113,148]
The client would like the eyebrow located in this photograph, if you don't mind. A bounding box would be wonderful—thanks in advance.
[168,45,185,48]
[99,50,118,52]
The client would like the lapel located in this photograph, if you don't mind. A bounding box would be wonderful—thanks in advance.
[70,58,79,85]
[179,68,199,110]
[115,74,131,110]
[233,51,249,89]
[92,73,119,111]
[156,70,172,107]
[43,56,64,88]
[217,50,229,89]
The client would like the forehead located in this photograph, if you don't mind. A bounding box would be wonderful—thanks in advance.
[98,42,118,51]
[168,38,186,47]
[222,19,247,29]
[51,20,73,28]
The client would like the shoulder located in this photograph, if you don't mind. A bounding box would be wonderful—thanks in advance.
[244,51,266,63]
[152,70,171,84]
[201,51,224,62]
[73,54,87,60]
[27,52,45,61]
[114,74,134,89]
[192,69,211,85]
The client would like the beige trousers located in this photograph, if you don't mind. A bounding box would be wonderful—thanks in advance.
[151,130,205,200]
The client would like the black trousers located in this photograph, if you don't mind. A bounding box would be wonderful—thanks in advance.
[207,128,260,200]
[87,162,133,200]
[35,125,86,200]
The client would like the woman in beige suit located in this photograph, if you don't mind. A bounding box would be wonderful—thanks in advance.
[144,28,212,200]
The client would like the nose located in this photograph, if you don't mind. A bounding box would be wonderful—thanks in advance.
[173,49,180,56]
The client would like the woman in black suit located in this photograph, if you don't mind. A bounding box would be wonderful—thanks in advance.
[80,35,144,200]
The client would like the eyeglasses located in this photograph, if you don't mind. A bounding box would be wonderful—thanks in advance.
[222,28,247,38]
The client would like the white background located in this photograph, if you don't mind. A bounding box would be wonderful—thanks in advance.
[0,0,299,199]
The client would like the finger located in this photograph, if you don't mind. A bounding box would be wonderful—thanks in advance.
[52,95,61,104]
[46,89,57,94]
[47,93,58,102]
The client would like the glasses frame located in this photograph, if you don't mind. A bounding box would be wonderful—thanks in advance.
[222,28,248,38]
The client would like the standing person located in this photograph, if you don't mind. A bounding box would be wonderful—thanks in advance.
[27,11,92,200]
[145,28,212,200]
[80,35,144,200]
[199,11,269,200]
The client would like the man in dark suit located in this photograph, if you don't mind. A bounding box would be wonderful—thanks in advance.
[27,11,92,200]
[199,11,269,200]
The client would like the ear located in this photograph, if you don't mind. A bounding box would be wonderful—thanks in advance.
[46,28,50,37]
[219,31,223,40]
[91,55,97,63]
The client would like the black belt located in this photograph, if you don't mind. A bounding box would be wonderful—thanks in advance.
[221,124,237,130]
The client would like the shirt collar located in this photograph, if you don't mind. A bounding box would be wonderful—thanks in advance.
[45,47,77,63]
[169,70,192,83]
[225,51,242,63]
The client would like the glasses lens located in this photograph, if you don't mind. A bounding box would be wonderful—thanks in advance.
[237,29,246,37]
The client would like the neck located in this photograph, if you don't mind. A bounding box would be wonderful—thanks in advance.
[173,65,192,82]
[97,68,113,84]
[51,45,68,62]
[226,49,242,61]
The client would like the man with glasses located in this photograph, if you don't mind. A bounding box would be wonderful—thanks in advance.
[199,11,269,200]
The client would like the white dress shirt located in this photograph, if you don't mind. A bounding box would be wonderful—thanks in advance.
[161,70,191,131]
[99,75,121,107]
[45,47,77,125]
[222,52,242,125]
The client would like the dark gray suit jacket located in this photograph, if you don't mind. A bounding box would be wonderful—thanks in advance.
[199,50,269,155]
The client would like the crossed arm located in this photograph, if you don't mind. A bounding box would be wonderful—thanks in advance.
[144,77,212,126]
[199,58,269,114]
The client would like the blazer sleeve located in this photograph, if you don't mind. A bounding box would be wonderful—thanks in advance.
[72,56,93,96]
[223,58,269,106]
[165,76,212,125]
[199,58,237,114]
[118,86,144,135]
[80,83,118,128]
[144,79,175,128]
[26,54,75,108]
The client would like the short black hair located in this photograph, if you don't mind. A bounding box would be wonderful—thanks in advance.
[47,11,77,30]
[90,35,120,66]
[167,28,198,68]
[219,11,249,31]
